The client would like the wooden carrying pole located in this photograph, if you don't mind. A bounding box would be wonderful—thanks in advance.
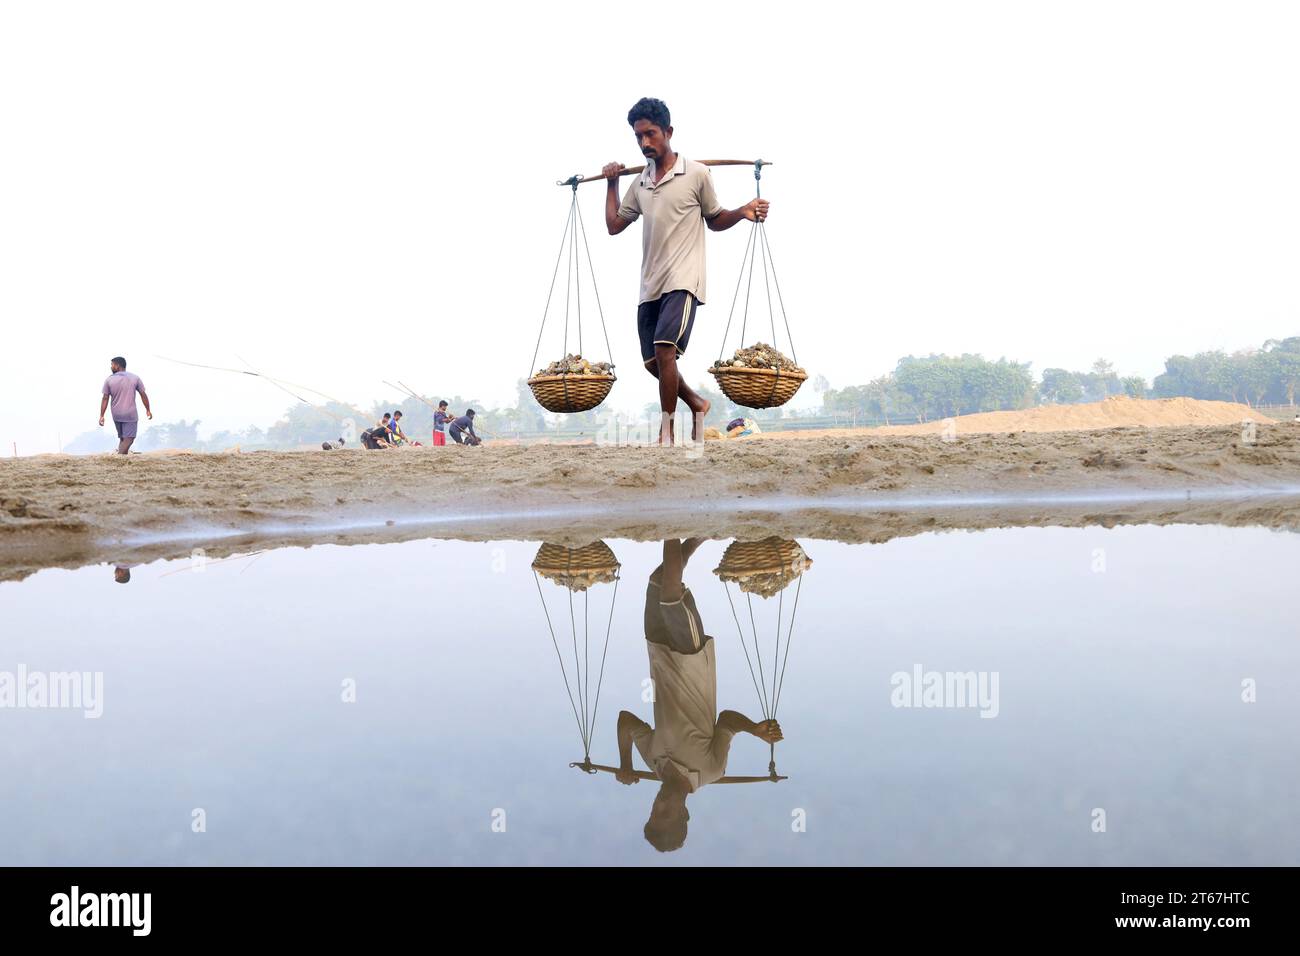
[557,159,770,186]
[570,759,786,784]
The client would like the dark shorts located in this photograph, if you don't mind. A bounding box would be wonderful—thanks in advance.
[638,290,698,365]
[644,581,711,655]
[113,419,137,439]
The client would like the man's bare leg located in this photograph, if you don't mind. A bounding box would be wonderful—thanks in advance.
[653,345,679,444]
[659,538,685,600]
[117,437,134,455]
[647,350,712,443]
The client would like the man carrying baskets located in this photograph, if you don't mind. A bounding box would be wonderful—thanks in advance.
[604,97,769,446]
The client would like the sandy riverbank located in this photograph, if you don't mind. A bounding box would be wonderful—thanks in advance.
[3,409,1299,581]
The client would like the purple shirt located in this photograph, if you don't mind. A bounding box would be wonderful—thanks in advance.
[103,371,146,421]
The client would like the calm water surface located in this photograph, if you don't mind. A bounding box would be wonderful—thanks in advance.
[1,523,1297,865]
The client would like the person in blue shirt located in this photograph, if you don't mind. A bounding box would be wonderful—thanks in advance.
[448,409,481,445]
[388,410,411,445]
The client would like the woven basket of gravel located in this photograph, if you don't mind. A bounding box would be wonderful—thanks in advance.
[532,541,622,591]
[714,537,812,598]
[528,372,616,414]
[709,365,806,410]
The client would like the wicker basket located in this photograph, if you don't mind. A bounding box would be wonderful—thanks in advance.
[709,366,806,409]
[714,537,812,598]
[532,541,621,591]
[528,372,616,413]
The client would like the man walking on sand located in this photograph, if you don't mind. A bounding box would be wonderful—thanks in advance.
[99,356,152,454]
[604,97,769,445]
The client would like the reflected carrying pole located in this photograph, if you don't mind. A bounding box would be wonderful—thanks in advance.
[569,759,786,784]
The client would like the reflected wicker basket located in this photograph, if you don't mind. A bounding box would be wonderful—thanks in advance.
[528,372,616,413]
[709,366,806,410]
[714,537,812,598]
[532,541,621,592]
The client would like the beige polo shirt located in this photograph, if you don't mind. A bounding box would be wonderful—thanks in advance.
[631,638,738,792]
[617,155,724,305]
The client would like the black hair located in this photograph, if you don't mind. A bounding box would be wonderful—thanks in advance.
[393,410,402,418]
[644,818,687,853]
[112,356,127,369]
[627,97,670,130]
[466,408,476,417]
[438,400,448,408]
[382,412,391,420]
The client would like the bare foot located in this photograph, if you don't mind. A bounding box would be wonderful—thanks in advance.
[691,399,711,442]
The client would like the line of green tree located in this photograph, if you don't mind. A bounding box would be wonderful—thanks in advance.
[824,355,1039,424]
[823,336,1299,424]
[1151,336,1300,406]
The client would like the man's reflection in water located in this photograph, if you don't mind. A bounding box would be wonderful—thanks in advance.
[616,538,783,852]
[113,563,136,584]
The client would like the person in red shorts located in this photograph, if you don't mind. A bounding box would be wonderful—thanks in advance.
[432,400,450,446]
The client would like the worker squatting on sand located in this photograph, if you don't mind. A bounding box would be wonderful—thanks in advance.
[604,98,770,446]
[448,409,481,445]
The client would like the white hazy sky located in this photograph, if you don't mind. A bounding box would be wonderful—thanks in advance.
[2,0,1297,454]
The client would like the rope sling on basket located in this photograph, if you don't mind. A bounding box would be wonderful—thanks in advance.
[533,541,623,772]
[527,177,617,413]
[714,537,813,780]
[711,160,807,409]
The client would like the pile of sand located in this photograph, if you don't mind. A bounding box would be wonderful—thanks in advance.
[768,396,1275,439]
